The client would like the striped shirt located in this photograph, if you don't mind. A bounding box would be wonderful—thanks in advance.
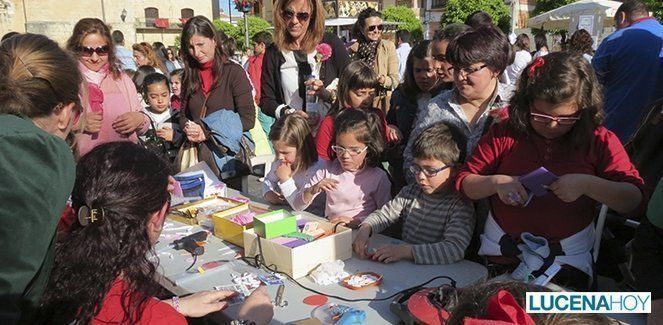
[362,184,475,264]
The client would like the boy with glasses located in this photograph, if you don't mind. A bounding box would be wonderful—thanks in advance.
[353,122,475,264]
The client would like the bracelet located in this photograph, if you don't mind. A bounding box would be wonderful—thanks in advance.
[172,296,181,313]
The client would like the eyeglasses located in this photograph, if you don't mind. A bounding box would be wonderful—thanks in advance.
[409,164,453,178]
[331,145,368,156]
[530,111,580,125]
[367,24,384,32]
[453,64,487,77]
[282,10,310,22]
[77,45,110,57]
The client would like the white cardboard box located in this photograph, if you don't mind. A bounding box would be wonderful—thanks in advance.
[243,215,352,279]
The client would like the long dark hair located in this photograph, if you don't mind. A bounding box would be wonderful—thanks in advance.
[40,142,170,324]
[329,60,378,117]
[180,16,228,97]
[399,40,433,101]
[508,51,604,148]
[352,8,382,43]
[332,108,385,168]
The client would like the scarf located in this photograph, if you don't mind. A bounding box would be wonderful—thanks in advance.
[357,40,379,69]
[78,62,109,114]
[199,60,215,95]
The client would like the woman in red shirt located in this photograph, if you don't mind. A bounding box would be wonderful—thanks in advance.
[456,52,645,290]
[40,142,272,324]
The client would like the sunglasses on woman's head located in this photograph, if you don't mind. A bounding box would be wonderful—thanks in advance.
[77,45,110,57]
[282,10,310,22]
[367,24,384,32]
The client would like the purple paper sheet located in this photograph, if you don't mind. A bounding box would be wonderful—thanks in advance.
[297,220,307,228]
[519,167,559,197]
[281,239,308,248]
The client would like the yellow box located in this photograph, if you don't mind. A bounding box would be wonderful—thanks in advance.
[243,215,352,279]
[213,204,272,247]
[168,196,248,225]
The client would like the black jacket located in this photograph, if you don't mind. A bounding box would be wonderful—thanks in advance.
[259,32,350,117]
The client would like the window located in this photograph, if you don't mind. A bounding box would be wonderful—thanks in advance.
[145,7,159,27]
[431,0,446,9]
[181,8,194,19]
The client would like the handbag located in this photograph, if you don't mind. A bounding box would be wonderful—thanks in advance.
[175,96,210,172]
[138,113,169,161]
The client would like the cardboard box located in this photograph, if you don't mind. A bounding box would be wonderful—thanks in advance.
[243,215,352,279]
[252,210,298,239]
[168,196,248,225]
[213,204,272,247]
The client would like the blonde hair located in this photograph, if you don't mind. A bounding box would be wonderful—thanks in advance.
[269,114,318,172]
[132,42,167,73]
[66,18,122,80]
[0,33,82,118]
[272,0,325,53]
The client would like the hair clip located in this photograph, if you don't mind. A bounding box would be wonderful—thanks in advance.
[527,57,545,79]
[77,205,105,226]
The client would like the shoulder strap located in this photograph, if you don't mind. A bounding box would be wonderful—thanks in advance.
[200,95,210,118]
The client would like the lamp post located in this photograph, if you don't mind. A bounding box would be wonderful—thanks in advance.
[235,0,253,49]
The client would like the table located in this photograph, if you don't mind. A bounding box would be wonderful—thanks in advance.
[154,193,488,324]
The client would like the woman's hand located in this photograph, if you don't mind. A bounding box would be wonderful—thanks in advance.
[238,286,274,325]
[112,112,144,135]
[377,75,386,85]
[353,224,372,259]
[305,79,332,102]
[157,127,174,142]
[549,174,589,203]
[184,121,207,143]
[275,161,293,183]
[173,290,235,317]
[371,244,413,263]
[493,175,529,206]
[84,112,103,133]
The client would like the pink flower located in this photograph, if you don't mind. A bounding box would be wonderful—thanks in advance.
[315,43,332,62]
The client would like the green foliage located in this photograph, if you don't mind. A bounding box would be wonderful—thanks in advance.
[174,36,181,50]
[643,0,663,21]
[213,16,271,50]
[382,6,424,41]
[440,0,510,33]
[533,0,575,16]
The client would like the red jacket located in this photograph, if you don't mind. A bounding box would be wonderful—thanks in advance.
[247,53,264,104]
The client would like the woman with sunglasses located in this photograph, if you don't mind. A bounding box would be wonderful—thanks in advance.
[260,0,350,121]
[403,26,512,183]
[67,18,150,158]
[348,8,399,113]
[0,33,82,322]
[133,42,168,74]
[457,52,645,291]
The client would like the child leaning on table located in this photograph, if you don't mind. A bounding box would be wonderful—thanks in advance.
[262,114,326,216]
[353,122,475,264]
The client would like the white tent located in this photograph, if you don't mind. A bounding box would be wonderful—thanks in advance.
[528,0,622,30]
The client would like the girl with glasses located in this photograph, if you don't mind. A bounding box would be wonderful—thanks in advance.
[67,18,150,159]
[294,109,391,228]
[456,51,645,291]
[349,8,399,113]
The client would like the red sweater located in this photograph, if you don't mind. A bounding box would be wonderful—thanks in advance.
[93,280,186,325]
[456,120,645,243]
[315,108,392,160]
[247,53,264,103]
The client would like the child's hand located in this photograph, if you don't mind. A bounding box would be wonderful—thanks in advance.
[264,191,287,205]
[493,175,529,206]
[113,111,144,134]
[371,244,413,263]
[312,178,338,194]
[238,286,273,325]
[173,290,234,317]
[275,161,293,183]
[157,127,174,142]
[353,224,372,259]
[84,112,103,133]
[329,215,359,228]
[387,125,402,142]
[549,174,590,203]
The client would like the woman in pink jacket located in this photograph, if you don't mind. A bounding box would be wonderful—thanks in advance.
[67,18,148,158]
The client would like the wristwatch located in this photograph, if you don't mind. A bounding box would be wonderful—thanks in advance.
[230,320,256,325]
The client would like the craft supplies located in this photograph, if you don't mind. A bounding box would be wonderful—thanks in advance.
[309,260,350,286]
[213,284,245,305]
[253,210,298,239]
[340,272,382,290]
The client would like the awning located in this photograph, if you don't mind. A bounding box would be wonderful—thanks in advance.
[528,0,621,30]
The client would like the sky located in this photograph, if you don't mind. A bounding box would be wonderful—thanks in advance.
[219,0,244,17]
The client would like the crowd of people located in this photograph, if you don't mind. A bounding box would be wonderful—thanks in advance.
[0,0,662,323]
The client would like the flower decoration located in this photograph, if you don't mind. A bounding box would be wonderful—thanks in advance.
[234,0,253,13]
[527,57,545,79]
[315,43,332,63]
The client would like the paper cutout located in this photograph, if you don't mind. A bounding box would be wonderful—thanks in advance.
[519,167,559,197]
[303,294,328,306]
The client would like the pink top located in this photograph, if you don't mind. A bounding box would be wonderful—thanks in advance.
[294,159,392,221]
[75,72,146,158]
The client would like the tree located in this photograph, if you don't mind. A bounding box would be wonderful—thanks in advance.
[440,0,510,33]
[213,16,271,50]
[643,0,663,21]
[533,0,575,16]
[382,6,424,41]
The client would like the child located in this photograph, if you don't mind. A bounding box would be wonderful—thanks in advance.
[315,60,400,160]
[294,109,392,228]
[141,73,183,160]
[170,69,183,111]
[456,52,645,290]
[132,65,157,107]
[353,122,474,264]
[39,142,273,324]
[263,114,326,216]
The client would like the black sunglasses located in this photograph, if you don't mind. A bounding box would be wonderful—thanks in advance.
[282,10,310,22]
[367,24,384,32]
[77,45,110,57]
